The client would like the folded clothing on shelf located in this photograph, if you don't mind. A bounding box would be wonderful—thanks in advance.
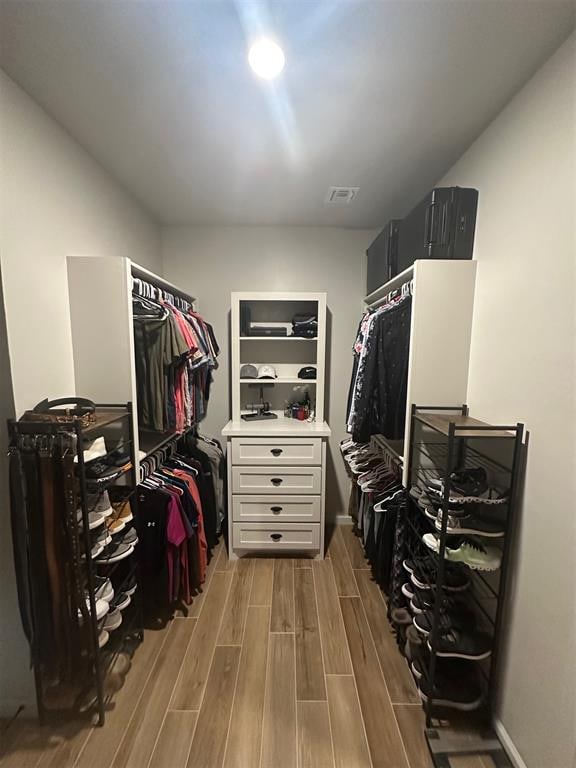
[291,313,317,338]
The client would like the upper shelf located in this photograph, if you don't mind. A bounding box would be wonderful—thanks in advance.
[240,378,317,384]
[415,413,518,438]
[240,336,317,342]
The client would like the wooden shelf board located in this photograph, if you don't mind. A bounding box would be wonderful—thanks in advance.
[239,336,317,341]
[415,413,517,438]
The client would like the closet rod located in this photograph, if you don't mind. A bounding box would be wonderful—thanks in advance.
[131,262,196,304]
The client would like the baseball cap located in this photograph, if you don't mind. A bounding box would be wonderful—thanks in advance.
[298,366,317,380]
[257,365,277,379]
[240,364,258,379]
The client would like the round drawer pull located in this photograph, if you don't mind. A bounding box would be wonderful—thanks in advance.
[270,533,283,542]
[270,448,283,456]
[270,477,283,486]
[271,506,283,514]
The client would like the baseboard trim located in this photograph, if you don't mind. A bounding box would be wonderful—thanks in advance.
[494,718,527,768]
[336,515,353,525]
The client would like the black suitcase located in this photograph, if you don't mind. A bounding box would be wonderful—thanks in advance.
[396,186,478,275]
[366,219,401,295]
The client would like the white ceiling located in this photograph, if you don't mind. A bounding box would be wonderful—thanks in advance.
[0,1,573,227]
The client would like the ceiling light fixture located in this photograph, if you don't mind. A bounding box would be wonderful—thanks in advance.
[248,38,285,80]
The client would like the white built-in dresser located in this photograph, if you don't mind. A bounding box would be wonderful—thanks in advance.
[222,292,331,560]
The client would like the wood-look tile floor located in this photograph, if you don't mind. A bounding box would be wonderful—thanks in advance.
[0,526,497,768]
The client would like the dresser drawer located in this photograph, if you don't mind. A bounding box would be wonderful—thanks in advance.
[232,466,322,495]
[232,522,320,551]
[231,437,322,466]
[232,495,321,523]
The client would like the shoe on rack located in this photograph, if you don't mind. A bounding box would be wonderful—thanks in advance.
[120,527,138,548]
[124,574,138,597]
[104,445,131,468]
[85,461,127,484]
[103,608,123,632]
[77,507,106,531]
[111,591,131,612]
[78,597,110,622]
[428,627,492,661]
[426,481,508,506]
[428,468,488,497]
[94,576,114,603]
[404,625,425,662]
[390,608,413,627]
[409,564,470,593]
[418,669,484,711]
[410,587,469,615]
[92,527,112,550]
[422,534,502,571]
[85,490,114,518]
[98,629,110,648]
[411,655,472,681]
[413,606,476,637]
[424,503,468,520]
[95,540,134,565]
[435,512,505,538]
[401,582,415,601]
[83,540,105,560]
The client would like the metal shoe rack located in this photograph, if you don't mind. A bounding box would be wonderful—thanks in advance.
[404,404,524,763]
[8,402,143,726]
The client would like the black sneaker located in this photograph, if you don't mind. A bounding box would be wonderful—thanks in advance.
[428,468,488,497]
[410,587,470,614]
[85,459,125,483]
[435,512,505,538]
[418,669,483,711]
[427,627,492,660]
[413,605,476,636]
[410,565,470,593]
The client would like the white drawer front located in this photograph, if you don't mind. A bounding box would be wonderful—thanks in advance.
[231,438,321,466]
[232,523,320,551]
[232,495,321,523]
[232,466,322,495]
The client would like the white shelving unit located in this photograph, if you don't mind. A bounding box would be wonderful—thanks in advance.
[363,259,478,485]
[67,256,196,478]
[223,291,331,559]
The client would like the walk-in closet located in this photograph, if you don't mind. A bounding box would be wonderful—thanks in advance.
[0,3,574,768]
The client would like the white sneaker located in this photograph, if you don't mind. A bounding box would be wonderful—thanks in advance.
[422,534,502,571]
[78,597,110,622]
[103,609,123,632]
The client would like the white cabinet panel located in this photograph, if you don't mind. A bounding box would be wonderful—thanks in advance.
[232,466,321,495]
[232,495,321,523]
[232,523,320,551]
[231,437,321,466]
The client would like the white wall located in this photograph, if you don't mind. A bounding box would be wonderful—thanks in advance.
[0,71,161,714]
[162,225,376,520]
[438,34,575,768]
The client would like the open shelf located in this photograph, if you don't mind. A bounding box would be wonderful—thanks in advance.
[240,336,317,341]
[415,413,517,438]
[240,378,317,384]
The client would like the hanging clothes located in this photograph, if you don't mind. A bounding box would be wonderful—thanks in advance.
[137,433,226,618]
[133,296,219,433]
[347,293,412,442]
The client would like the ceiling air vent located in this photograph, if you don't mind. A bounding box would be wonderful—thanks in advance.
[326,186,359,204]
